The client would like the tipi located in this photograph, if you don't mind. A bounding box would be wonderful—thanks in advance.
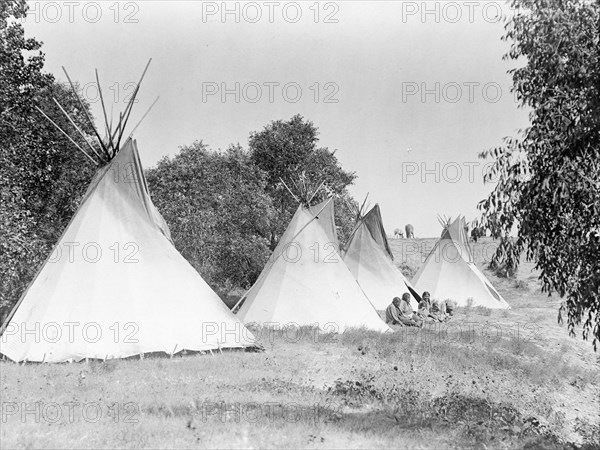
[343,204,420,310]
[235,198,391,332]
[0,63,256,362]
[412,216,510,309]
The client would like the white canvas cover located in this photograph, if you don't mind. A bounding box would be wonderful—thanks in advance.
[412,216,510,309]
[343,205,420,311]
[308,201,338,245]
[236,199,391,332]
[0,139,256,362]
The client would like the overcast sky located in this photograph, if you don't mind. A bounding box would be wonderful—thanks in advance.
[24,0,530,237]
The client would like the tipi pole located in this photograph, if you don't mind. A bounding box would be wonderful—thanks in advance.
[109,112,124,151]
[359,193,370,218]
[62,66,109,157]
[95,69,113,155]
[128,96,159,138]
[307,180,325,205]
[52,98,105,163]
[35,107,98,165]
[290,177,301,193]
[109,78,140,149]
[109,104,114,138]
[115,58,152,150]
[109,107,125,145]
[231,296,245,312]
[112,88,136,148]
[280,178,300,204]
[343,197,358,218]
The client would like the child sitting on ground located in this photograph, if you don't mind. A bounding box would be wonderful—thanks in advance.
[417,291,435,323]
[440,299,457,321]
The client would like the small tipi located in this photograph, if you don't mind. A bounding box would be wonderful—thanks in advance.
[412,216,510,309]
[0,63,256,362]
[343,204,420,310]
[235,198,391,332]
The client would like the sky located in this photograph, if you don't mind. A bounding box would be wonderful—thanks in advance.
[23,0,530,237]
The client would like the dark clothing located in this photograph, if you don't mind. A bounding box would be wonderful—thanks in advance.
[385,303,402,324]
[386,301,421,327]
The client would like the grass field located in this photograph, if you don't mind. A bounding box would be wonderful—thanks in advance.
[1,238,599,449]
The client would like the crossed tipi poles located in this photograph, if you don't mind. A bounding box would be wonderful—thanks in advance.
[0,61,262,362]
[35,58,159,165]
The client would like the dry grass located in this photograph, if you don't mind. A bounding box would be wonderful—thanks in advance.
[1,239,599,449]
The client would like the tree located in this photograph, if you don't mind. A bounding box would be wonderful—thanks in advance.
[249,114,358,248]
[474,0,600,348]
[1,1,97,321]
[145,142,274,297]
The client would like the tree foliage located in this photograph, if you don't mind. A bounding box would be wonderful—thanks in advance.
[475,0,600,348]
[146,115,361,298]
[249,114,358,248]
[145,142,274,297]
[1,2,362,315]
[0,1,96,321]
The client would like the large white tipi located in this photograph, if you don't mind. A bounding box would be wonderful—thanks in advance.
[0,140,257,362]
[412,216,510,309]
[0,63,256,362]
[343,205,420,310]
[236,198,391,332]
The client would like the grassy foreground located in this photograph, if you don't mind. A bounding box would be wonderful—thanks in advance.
[1,238,599,449]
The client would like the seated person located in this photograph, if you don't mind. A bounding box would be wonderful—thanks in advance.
[420,291,432,308]
[416,291,430,319]
[385,296,403,325]
[416,291,437,323]
[440,299,457,320]
[429,299,444,322]
[400,293,424,327]
[386,294,422,327]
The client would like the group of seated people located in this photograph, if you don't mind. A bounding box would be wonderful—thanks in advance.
[385,291,457,327]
